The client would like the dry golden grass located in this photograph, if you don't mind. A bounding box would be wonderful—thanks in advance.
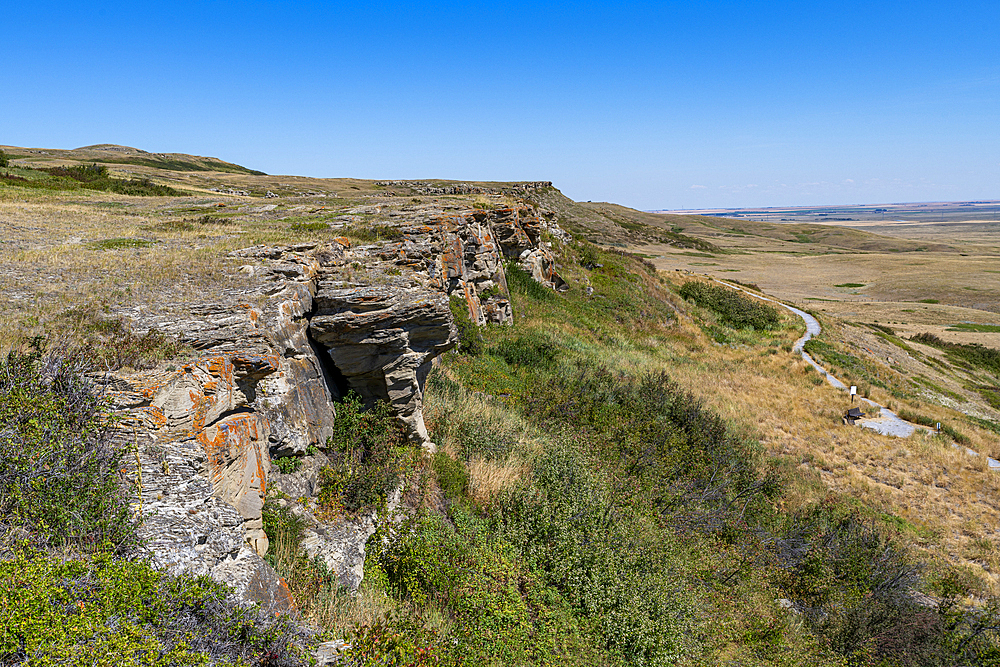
[660,335,1000,590]
[266,529,396,630]
[466,455,530,505]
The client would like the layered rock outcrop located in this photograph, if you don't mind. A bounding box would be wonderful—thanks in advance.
[309,285,454,447]
[112,203,568,600]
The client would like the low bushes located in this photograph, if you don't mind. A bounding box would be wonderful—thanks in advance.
[318,393,408,516]
[519,363,770,522]
[679,281,781,330]
[489,331,558,368]
[0,163,182,196]
[0,348,136,551]
[896,410,970,445]
[773,506,1000,666]
[0,549,303,666]
[911,332,1000,377]
[366,508,607,666]
[43,164,182,196]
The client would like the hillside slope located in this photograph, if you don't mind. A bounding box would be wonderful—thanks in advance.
[2,146,1000,666]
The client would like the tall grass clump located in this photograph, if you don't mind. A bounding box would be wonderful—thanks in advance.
[506,262,555,301]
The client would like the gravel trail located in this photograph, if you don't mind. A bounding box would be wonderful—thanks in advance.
[711,279,1000,469]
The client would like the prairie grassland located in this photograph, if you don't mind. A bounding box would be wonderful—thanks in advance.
[0,190,421,352]
[669,344,1000,589]
[0,198,255,352]
[651,247,1000,315]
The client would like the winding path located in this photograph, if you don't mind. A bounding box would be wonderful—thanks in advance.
[712,278,1000,469]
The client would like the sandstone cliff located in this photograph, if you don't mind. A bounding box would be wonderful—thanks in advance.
[107,205,567,601]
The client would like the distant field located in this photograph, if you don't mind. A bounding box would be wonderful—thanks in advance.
[657,200,1000,224]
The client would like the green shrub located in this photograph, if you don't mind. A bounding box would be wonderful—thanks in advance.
[0,549,303,666]
[770,506,1000,665]
[505,262,554,301]
[897,409,937,428]
[0,349,136,550]
[1,164,182,195]
[432,450,468,502]
[262,497,307,551]
[0,150,8,168]
[448,295,484,356]
[940,423,970,445]
[804,338,900,395]
[521,363,768,518]
[43,165,182,196]
[489,331,558,368]
[273,456,302,474]
[89,238,156,250]
[656,230,721,254]
[318,392,407,516]
[678,281,781,330]
[368,510,603,665]
[493,444,699,665]
[577,243,601,268]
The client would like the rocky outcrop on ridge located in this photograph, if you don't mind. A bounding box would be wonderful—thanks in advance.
[109,204,568,602]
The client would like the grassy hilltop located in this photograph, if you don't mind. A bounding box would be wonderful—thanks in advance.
[2,145,1000,665]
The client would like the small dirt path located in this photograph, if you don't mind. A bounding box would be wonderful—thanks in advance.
[711,278,1000,469]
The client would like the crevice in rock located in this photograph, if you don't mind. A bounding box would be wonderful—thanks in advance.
[203,406,255,428]
[304,303,351,403]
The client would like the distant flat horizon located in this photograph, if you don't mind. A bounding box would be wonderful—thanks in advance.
[650,200,1000,224]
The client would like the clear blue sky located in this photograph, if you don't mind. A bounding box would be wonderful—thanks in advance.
[4,1,998,210]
